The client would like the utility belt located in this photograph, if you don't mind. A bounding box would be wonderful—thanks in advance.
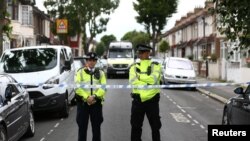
[131,93,160,103]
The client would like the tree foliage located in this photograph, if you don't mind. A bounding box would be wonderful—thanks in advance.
[96,42,106,57]
[44,0,119,54]
[100,34,117,49]
[133,0,177,55]
[158,40,170,53]
[121,30,150,49]
[0,0,12,55]
[212,0,250,49]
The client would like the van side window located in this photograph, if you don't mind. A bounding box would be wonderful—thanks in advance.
[63,49,69,60]
[60,50,66,71]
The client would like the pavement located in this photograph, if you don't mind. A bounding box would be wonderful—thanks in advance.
[196,77,242,104]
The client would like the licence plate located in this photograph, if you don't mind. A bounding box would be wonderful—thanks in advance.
[116,71,125,74]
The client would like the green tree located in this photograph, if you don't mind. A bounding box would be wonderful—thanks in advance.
[212,0,250,49]
[133,0,177,55]
[0,0,12,55]
[44,0,119,54]
[121,30,150,49]
[96,42,106,57]
[100,34,117,49]
[158,40,169,53]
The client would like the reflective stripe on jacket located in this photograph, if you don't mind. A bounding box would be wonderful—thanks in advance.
[129,60,162,102]
[75,68,106,102]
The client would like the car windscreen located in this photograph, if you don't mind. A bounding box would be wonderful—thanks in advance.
[1,48,57,73]
[108,49,132,58]
[167,59,193,70]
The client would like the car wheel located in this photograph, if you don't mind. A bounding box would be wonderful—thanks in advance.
[61,98,69,118]
[0,125,7,141]
[222,108,229,125]
[25,111,35,137]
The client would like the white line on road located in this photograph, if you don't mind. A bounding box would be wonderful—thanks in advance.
[187,114,192,119]
[173,102,176,105]
[181,109,186,113]
[40,137,45,141]
[170,113,190,123]
[200,125,205,129]
[54,123,59,128]
[48,129,54,135]
[193,120,199,124]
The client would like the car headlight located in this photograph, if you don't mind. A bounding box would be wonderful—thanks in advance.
[189,77,196,80]
[165,74,174,78]
[43,77,59,89]
[108,63,113,68]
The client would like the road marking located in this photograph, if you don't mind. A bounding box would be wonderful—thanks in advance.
[193,120,199,124]
[54,123,59,128]
[200,125,205,129]
[187,114,192,119]
[169,98,173,101]
[170,113,190,123]
[181,109,186,113]
[48,129,54,135]
[173,102,176,104]
[177,105,181,109]
[40,138,45,141]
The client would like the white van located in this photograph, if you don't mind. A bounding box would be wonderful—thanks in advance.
[0,45,75,117]
[107,41,134,78]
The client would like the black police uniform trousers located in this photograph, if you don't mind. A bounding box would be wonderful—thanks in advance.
[131,94,162,141]
[76,101,103,141]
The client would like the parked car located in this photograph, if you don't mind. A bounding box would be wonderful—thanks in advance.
[161,57,196,87]
[0,74,35,141]
[222,84,250,125]
[0,46,76,118]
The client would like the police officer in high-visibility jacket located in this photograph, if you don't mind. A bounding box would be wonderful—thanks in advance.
[75,52,106,141]
[129,44,162,141]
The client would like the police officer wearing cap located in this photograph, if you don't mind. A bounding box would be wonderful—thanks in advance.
[129,44,162,141]
[75,52,107,141]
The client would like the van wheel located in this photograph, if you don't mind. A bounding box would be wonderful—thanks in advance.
[61,98,69,118]
[25,111,35,137]
[0,125,7,141]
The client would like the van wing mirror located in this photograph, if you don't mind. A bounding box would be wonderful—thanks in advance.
[64,60,71,71]
[234,87,244,95]
[5,85,13,102]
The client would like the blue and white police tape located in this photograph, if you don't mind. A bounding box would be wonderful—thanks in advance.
[6,82,248,89]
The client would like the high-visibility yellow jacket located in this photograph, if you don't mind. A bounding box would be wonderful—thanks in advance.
[75,67,106,103]
[129,60,162,102]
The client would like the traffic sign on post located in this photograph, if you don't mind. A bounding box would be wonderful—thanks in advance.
[56,19,68,34]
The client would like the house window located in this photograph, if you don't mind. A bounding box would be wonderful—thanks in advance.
[22,5,33,25]
[7,0,18,20]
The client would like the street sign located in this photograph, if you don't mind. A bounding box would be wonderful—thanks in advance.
[56,19,68,34]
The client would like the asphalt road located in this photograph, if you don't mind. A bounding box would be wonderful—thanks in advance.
[21,79,224,141]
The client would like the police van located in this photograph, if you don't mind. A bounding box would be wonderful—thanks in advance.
[107,41,134,78]
[0,45,75,117]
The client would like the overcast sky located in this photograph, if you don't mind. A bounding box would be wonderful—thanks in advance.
[36,0,206,41]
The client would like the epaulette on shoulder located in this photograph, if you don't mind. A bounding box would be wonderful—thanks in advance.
[151,61,159,65]
[77,67,85,72]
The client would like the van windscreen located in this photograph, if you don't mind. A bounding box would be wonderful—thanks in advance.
[108,49,132,58]
[1,48,57,73]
